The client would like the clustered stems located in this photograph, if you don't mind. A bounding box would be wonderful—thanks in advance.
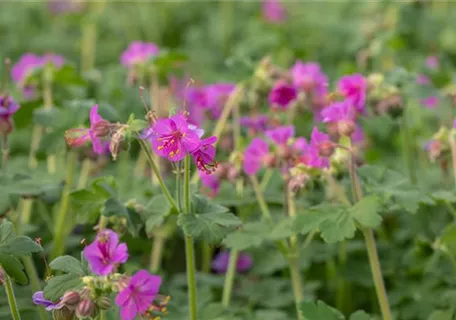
[348,143,392,320]
[43,65,56,174]
[77,158,93,189]
[3,273,21,320]
[183,156,198,320]
[150,232,165,273]
[51,151,77,260]
[138,139,178,210]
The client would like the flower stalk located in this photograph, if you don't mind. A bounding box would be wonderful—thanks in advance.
[3,273,21,320]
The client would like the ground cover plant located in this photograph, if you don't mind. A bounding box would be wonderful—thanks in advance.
[2,1,456,319]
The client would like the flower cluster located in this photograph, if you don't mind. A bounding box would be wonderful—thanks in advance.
[11,53,64,98]
[33,229,169,320]
[145,112,218,174]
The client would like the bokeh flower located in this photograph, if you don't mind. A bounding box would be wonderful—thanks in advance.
[337,74,367,114]
[243,138,272,175]
[421,96,439,109]
[240,114,269,134]
[268,80,297,110]
[83,229,129,276]
[265,125,295,146]
[32,291,63,311]
[212,251,253,273]
[426,55,439,70]
[115,270,162,320]
[262,0,287,23]
[120,41,159,66]
[192,136,217,174]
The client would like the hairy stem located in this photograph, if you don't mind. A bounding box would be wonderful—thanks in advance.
[3,274,21,320]
[201,243,212,273]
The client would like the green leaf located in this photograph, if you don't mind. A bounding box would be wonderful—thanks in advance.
[43,273,83,301]
[129,119,149,132]
[349,195,382,228]
[143,195,173,234]
[349,310,373,320]
[0,236,43,256]
[223,221,270,250]
[431,190,456,203]
[49,256,88,276]
[299,300,344,320]
[0,221,15,243]
[178,211,242,244]
[192,194,229,215]
[0,254,27,285]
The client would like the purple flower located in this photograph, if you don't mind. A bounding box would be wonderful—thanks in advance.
[206,83,235,118]
[416,74,430,86]
[11,53,42,84]
[48,0,85,14]
[265,126,295,145]
[0,96,20,120]
[147,113,201,161]
[426,56,439,70]
[41,54,65,68]
[240,114,269,134]
[115,270,162,320]
[83,229,128,276]
[453,119,456,129]
[192,136,217,174]
[32,291,63,311]
[421,96,439,109]
[351,125,365,146]
[337,74,367,114]
[291,61,328,93]
[320,100,356,123]
[262,0,287,23]
[243,138,271,176]
[268,80,297,109]
[212,251,253,273]
[200,171,220,196]
[296,127,331,168]
[120,41,160,66]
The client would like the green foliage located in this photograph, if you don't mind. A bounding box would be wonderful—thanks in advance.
[43,273,83,301]
[48,255,89,276]
[300,301,373,320]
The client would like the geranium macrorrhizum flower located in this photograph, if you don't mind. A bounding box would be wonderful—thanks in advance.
[243,138,272,175]
[65,104,111,155]
[148,113,202,161]
[421,96,439,109]
[11,53,64,85]
[115,270,162,320]
[265,125,295,146]
[291,61,328,94]
[32,291,63,311]
[240,114,269,134]
[262,0,287,23]
[192,136,217,174]
[83,229,128,276]
[268,80,297,110]
[320,100,356,123]
[120,41,159,66]
[212,251,253,273]
[337,74,367,114]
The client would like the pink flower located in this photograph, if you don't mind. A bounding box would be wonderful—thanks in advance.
[83,229,129,276]
[265,125,294,145]
[240,114,269,134]
[200,171,220,196]
[115,270,162,320]
[351,125,365,146]
[243,138,271,176]
[268,80,297,110]
[11,53,43,84]
[320,100,356,123]
[120,41,159,66]
[64,104,111,155]
[291,61,328,93]
[421,96,439,109]
[0,96,20,120]
[262,0,287,23]
[426,56,439,70]
[296,127,331,168]
[192,136,217,174]
[416,74,430,86]
[206,83,235,118]
[337,74,367,114]
[212,251,253,273]
[148,113,201,161]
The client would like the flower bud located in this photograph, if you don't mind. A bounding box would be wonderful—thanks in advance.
[318,140,335,158]
[288,174,309,194]
[0,117,13,136]
[52,307,73,320]
[96,296,111,310]
[337,120,356,137]
[76,299,95,318]
[61,291,80,308]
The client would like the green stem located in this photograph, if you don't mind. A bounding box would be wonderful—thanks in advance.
[138,139,177,210]
[184,156,197,320]
[22,257,48,320]
[43,66,56,174]
[449,133,456,186]
[50,152,77,260]
[260,169,274,192]
[98,310,106,320]
[401,112,417,184]
[28,125,42,169]
[222,249,238,308]
[77,158,92,189]
[288,256,304,320]
[150,232,166,273]
[201,243,212,273]
[80,1,106,72]
[2,134,8,169]
[3,274,21,320]
[348,143,392,320]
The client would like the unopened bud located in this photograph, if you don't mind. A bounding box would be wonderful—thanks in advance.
[76,299,95,318]
[318,141,335,158]
[288,174,309,194]
[61,291,80,307]
[52,307,73,320]
[337,120,356,137]
[96,296,111,310]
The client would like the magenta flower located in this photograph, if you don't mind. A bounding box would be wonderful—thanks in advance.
[0,96,20,120]
[185,87,209,109]
[453,119,456,129]
[65,104,111,155]
[268,80,297,110]
[351,125,365,146]
[421,96,439,109]
[206,83,235,118]
[32,291,63,311]
[120,41,160,66]
[265,126,295,145]
[147,113,201,161]
[212,251,253,273]
[426,56,439,70]
[83,229,128,276]
[337,74,367,114]
[115,270,162,320]
[262,0,287,23]
[243,138,271,175]
[416,74,430,86]
[291,61,328,93]
[320,100,356,123]
[200,171,220,196]
[297,127,331,168]
[240,114,269,134]
[192,136,217,174]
